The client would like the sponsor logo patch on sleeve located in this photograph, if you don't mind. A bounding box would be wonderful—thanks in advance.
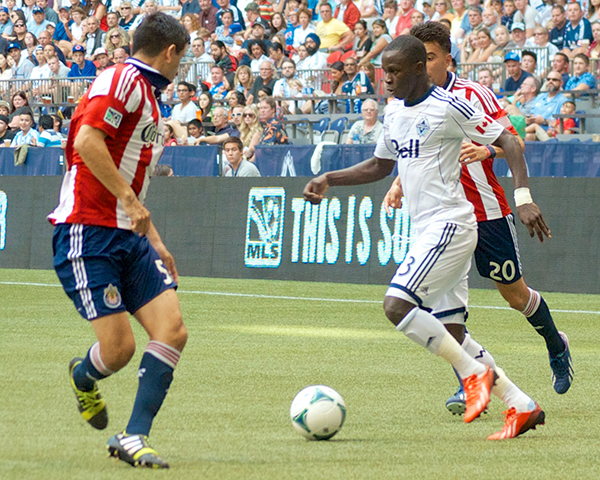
[103,107,123,128]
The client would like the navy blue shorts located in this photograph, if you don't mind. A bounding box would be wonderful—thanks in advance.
[53,224,177,321]
[474,214,523,285]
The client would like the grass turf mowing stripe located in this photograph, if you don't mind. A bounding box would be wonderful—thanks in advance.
[2,280,600,315]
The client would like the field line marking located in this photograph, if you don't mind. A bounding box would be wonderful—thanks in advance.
[2,281,600,315]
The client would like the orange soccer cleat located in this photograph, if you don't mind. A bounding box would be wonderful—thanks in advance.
[463,367,497,423]
[487,403,545,440]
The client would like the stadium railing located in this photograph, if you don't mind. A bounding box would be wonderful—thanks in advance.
[0,77,96,113]
[502,46,553,78]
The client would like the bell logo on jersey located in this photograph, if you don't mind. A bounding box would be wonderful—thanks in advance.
[393,139,420,159]
[103,107,123,129]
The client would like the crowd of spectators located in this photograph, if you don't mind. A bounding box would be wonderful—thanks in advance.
[0,0,599,169]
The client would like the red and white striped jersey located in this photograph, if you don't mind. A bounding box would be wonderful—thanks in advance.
[444,72,514,222]
[48,60,165,229]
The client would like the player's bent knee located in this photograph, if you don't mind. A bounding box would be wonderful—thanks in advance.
[444,323,466,344]
[383,296,414,326]
[171,322,188,351]
[496,280,530,311]
[153,314,187,351]
[101,338,136,371]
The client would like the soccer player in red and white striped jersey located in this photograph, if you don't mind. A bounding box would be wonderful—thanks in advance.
[385,22,572,413]
[48,13,190,468]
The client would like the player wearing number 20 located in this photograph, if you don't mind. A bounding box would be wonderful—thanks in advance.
[48,13,190,468]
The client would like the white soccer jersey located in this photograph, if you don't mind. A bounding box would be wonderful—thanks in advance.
[374,87,505,232]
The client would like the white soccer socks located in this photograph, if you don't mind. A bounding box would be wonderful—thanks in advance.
[396,308,487,378]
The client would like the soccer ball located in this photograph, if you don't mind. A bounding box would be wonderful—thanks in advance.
[290,385,346,441]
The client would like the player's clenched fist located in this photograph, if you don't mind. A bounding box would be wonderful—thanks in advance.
[122,196,151,235]
[303,175,329,204]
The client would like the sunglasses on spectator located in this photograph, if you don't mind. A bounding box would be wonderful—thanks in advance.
[110,34,120,38]
[121,6,131,9]
[546,77,561,82]
[15,23,25,27]
[231,112,242,116]
[243,113,255,118]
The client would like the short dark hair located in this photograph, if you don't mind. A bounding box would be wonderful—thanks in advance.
[18,108,34,121]
[574,53,590,65]
[178,81,195,91]
[212,40,226,50]
[410,22,452,55]
[554,52,569,63]
[383,35,427,66]
[522,50,537,62]
[39,114,54,130]
[132,12,189,56]
[188,118,203,132]
[223,136,243,151]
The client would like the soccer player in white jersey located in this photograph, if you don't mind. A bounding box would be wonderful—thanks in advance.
[384,22,571,414]
[48,13,189,468]
[304,35,545,440]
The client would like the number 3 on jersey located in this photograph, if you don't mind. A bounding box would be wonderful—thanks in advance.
[155,259,174,285]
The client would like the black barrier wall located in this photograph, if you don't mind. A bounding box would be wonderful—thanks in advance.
[0,176,598,293]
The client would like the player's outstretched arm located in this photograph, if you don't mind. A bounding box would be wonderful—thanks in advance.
[303,157,396,205]
[73,125,151,235]
[383,175,404,214]
[492,129,551,242]
[146,221,179,284]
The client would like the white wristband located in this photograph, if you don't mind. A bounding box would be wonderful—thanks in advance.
[514,187,533,207]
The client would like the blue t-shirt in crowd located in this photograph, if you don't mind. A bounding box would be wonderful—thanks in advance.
[68,60,97,78]
[505,70,532,92]
[565,72,597,90]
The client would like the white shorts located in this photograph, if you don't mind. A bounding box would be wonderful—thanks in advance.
[386,221,477,323]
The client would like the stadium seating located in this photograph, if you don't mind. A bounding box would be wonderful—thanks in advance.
[330,117,348,137]
[321,130,339,143]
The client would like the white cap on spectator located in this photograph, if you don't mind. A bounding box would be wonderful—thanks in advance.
[94,47,108,57]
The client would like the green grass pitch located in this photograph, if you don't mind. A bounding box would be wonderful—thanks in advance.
[1,268,599,480]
